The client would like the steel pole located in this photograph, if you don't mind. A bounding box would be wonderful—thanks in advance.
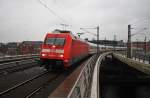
[127,25,132,58]
[144,36,147,62]
[97,26,99,54]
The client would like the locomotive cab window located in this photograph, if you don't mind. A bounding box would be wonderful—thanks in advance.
[45,38,65,46]
[45,38,55,45]
[55,38,65,46]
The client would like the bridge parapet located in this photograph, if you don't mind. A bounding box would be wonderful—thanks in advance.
[67,54,98,98]
[90,52,111,98]
[48,52,111,98]
[113,53,150,75]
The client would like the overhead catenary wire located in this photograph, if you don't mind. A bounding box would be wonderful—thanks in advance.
[37,0,67,23]
[130,17,150,30]
[37,0,98,36]
[131,28,147,36]
[80,28,97,36]
[130,17,150,25]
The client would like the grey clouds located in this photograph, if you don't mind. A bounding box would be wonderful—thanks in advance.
[0,0,150,42]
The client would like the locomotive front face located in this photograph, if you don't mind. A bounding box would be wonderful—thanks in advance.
[41,31,89,69]
[40,37,65,60]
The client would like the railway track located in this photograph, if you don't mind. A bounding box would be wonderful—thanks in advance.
[25,73,60,98]
[0,55,94,98]
[0,59,40,75]
[0,54,39,64]
[0,70,61,98]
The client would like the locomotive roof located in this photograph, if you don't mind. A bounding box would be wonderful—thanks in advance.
[52,29,71,33]
[47,29,89,44]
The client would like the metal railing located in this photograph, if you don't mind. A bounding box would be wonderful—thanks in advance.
[90,52,111,98]
[67,54,99,98]
[67,52,111,98]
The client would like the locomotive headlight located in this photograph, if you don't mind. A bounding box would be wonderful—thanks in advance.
[59,54,64,58]
[42,53,46,56]
[52,45,56,48]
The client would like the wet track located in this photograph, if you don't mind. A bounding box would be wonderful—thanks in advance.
[0,66,46,92]
[0,56,91,98]
[0,59,39,76]
[100,55,150,98]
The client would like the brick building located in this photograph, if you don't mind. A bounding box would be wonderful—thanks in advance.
[19,41,43,54]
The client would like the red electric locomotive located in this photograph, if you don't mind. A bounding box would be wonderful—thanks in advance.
[40,30,89,69]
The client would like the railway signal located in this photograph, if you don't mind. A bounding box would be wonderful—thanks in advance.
[77,32,84,38]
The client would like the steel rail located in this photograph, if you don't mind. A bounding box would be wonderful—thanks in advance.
[0,55,39,64]
[0,71,48,96]
[0,59,34,70]
[0,64,39,76]
[24,73,61,98]
[0,54,39,60]
[0,59,38,75]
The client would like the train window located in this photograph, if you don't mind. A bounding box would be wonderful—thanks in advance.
[55,38,65,46]
[45,38,55,45]
[45,38,65,46]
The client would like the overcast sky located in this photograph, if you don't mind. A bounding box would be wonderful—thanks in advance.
[0,0,150,43]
